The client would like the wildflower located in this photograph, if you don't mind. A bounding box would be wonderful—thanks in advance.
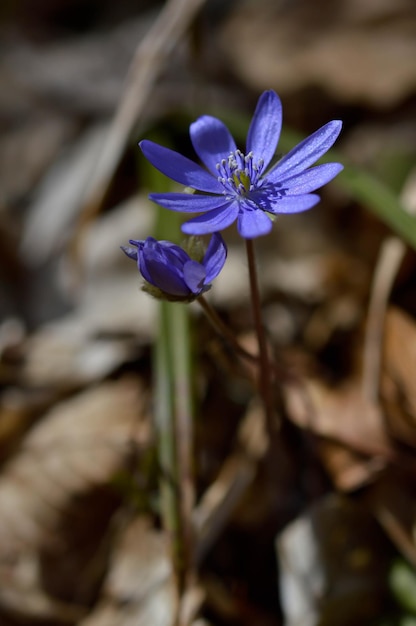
[121,232,227,301]
[140,90,343,239]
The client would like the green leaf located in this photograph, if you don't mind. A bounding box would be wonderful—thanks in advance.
[336,166,416,251]
[390,559,416,615]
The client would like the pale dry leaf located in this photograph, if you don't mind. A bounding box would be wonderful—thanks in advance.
[23,319,139,388]
[79,517,176,626]
[21,123,110,266]
[0,547,86,623]
[23,275,156,389]
[0,114,76,207]
[0,378,147,549]
[79,194,154,279]
[2,17,153,115]
[277,494,392,626]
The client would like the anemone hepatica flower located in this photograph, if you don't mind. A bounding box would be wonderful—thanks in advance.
[140,90,343,239]
[121,232,227,301]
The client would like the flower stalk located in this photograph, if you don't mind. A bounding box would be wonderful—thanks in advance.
[245,239,276,431]
[122,88,344,616]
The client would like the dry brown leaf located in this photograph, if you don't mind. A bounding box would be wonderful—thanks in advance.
[219,0,416,106]
[0,379,148,621]
[0,386,55,462]
[368,472,416,567]
[285,380,391,490]
[79,517,176,626]
[285,380,391,457]
[382,307,416,446]
[0,378,147,550]
[318,439,387,492]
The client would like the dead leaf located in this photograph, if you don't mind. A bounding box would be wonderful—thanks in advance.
[277,494,392,626]
[0,114,76,207]
[219,0,416,106]
[368,472,416,567]
[285,380,391,457]
[318,439,387,491]
[382,307,416,446]
[21,123,111,266]
[285,380,391,490]
[2,17,152,115]
[0,378,147,549]
[22,319,140,388]
[79,517,176,626]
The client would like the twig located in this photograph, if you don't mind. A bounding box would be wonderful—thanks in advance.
[193,400,268,563]
[75,0,208,234]
[362,168,416,401]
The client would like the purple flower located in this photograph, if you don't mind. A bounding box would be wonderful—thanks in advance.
[121,232,227,301]
[140,90,343,239]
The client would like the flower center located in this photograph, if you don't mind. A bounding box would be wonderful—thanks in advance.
[216,150,264,197]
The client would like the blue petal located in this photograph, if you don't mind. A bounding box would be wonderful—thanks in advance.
[141,238,189,270]
[237,209,273,239]
[267,193,320,214]
[183,260,207,294]
[190,116,237,175]
[140,140,223,193]
[282,162,344,194]
[121,245,138,261]
[149,192,230,213]
[246,90,282,170]
[181,202,239,235]
[139,248,189,296]
[202,233,227,283]
[267,120,343,182]
[137,240,160,284]
[159,243,190,269]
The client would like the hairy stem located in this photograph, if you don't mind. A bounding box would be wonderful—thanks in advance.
[245,239,275,430]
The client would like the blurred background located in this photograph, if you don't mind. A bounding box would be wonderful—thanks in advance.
[0,0,416,624]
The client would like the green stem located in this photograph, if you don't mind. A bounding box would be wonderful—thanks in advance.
[155,300,180,559]
[153,205,195,599]
[155,300,195,595]
[245,239,275,430]
[170,302,195,578]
